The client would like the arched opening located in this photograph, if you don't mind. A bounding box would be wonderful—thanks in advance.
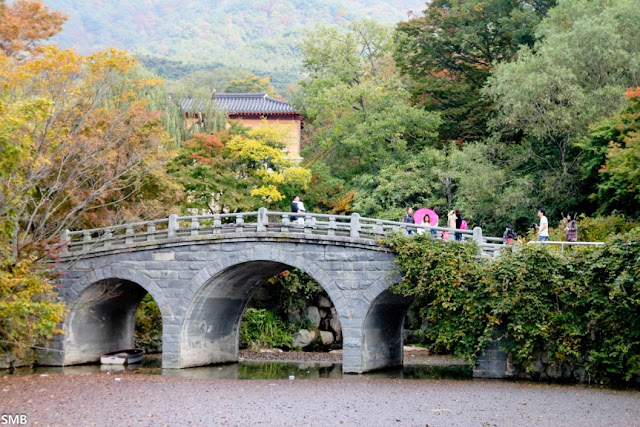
[240,268,342,352]
[63,279,162,365]
[360,289,411,372]
[180,261,342,368]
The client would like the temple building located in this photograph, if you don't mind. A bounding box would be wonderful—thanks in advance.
[180,92,302,158]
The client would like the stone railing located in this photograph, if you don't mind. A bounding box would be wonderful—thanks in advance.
[527,240,605,253]
[60,208,506,257]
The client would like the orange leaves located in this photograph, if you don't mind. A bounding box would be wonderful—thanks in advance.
[0,0,66,60]
[625,87,640,101]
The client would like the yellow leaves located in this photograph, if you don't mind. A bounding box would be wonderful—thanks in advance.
[226,121,311,203]
[283,167,312,188]
[250,185,284,203]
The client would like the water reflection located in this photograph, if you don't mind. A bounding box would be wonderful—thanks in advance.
[2,355,472,380]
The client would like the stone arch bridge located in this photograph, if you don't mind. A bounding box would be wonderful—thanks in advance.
[47,208,505,373]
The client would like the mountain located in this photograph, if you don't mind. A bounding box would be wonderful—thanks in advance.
[42,0,427,88]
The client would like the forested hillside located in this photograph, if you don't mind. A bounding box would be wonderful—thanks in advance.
[41,0,425,88]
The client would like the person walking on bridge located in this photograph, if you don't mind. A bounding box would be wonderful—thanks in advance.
[536,209,549,241]
[403,207,415,235]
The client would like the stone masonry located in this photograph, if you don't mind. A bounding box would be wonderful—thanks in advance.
[48,233,409,374]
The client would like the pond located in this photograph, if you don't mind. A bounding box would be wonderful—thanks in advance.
[1,354,472,380]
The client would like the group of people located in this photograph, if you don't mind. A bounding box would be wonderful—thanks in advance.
[291,195,578,243]
[403,206,467,241]
[531,209,578,242]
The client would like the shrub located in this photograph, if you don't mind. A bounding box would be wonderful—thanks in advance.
[135,293,163,353]
[239,308,294,350]
[384,228,640,384]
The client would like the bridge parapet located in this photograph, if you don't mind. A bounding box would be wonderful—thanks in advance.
[61,208,506,257]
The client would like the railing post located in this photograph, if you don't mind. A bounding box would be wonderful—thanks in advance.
[304,214,313,235]
[82,231,91,251]
[125,227,134,245]
[60,229,70,255]
[473,226,483,255]
[235,214,244,233]
[257,207,268,232]
[374,220,383,235]
[213,215,221,234]
[281,214,290,233]
[168,214,178,238]
[147,223,155,242]
[328,216,336,236]
[191,217,199,236]
[350,213,360,238]
[103,228,113,249]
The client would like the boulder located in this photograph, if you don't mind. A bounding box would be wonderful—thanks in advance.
[303,306,321,328]
[252,287,271,301]
[292,329,316,348]
[318,296,332,308]
[319,308,328,319]
[287,310,301,323]
[329,307,341,339]
[320,331,334,345]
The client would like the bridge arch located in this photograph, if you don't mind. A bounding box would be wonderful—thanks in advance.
[61,266,170,365]
[179,247,350,368]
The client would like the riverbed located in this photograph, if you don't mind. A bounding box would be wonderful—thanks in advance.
[1,351,639,426]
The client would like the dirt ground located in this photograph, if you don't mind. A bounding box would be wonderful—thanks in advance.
[1,370,639,426]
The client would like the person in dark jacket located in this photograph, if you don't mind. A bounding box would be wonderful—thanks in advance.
[403,206,415,235]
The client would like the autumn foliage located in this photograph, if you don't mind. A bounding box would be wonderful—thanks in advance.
[0,0,66,59]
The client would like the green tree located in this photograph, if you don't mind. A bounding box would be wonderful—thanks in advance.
[579,88,640,215]
[394,0,554,142]
[483,0,640,215]
[296,19,441,183]
[224,73,277,96]
[353,143,533,234]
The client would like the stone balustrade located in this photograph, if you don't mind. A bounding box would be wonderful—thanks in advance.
[60,207,506,257]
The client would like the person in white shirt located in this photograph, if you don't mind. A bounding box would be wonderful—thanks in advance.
[536,208,549,241]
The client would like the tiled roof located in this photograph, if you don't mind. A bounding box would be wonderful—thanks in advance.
[178,93,298,115]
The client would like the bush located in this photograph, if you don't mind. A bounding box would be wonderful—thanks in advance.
[135,294,162,353]
[384,228,640,384]
[239,308,294,350]
[0,251,65,366]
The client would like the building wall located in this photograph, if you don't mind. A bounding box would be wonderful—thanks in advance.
[230,116,302,159]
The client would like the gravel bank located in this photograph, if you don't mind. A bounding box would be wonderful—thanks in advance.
[1,373,638,426]
[238,348,468,366]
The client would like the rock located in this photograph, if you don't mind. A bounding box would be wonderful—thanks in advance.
[303,306,321,328]
[320,331,334,345]
[533,358,544,374]
[319,308,328,319]
[330,316,341,339]
[287,310,301,323]
[259,348,284,353]
[292,329,316,348]
[318,296,332,308]
[540,352,549,365]
[403,346,429,352]
[545,363,561,379]
[329,349,343,354]
[252,287,271,301]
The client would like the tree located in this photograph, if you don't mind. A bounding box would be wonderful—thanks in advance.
[579,88,640,215]
[296,20,441,184]
[225,73,277,96]
[0,0,66,59]
[483,0,640,215]
[353,143,532,234]
[0,46,179,258]
[394,0,555,142]
[169,122,311,214]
